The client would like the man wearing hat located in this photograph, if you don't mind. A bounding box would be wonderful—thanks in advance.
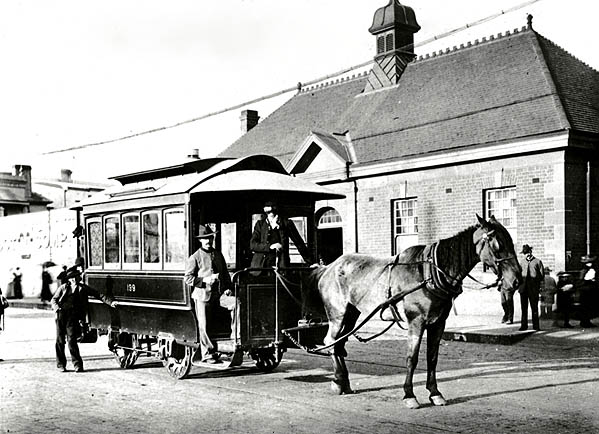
[250,201,314,275]
[184,224,232,363]
[518,244,545,331]
[51,264,118,372]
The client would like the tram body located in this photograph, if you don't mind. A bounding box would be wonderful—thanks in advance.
[78,155,342,377]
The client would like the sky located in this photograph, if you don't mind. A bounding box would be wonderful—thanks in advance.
[0,0,597,184]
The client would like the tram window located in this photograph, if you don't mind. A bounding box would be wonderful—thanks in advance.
[87,219,102,268]
[104,216,120,267]
[164,208,186,269]
[123,213,140,267]
[142,211,161,268]
[220,222,236,269]
[289,216,307,264]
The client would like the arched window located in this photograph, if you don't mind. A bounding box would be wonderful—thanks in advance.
[318,209,342,229]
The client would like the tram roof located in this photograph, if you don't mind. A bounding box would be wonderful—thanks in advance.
[79,154,344,212]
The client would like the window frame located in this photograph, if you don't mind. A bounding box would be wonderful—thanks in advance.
[103,214,121,270]
[122,211,141,270]
[484,186,517,243]
[163,207,187,271]
[391,197,419,255]
[86,217,103,269]
[141,210,163,270]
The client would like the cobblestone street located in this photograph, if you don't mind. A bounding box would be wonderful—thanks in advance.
[1,308,599,433]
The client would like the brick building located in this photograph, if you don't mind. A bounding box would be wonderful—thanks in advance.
[221,1,599,280]
[0,165,51,216]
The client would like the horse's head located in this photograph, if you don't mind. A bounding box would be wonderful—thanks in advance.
[474,214,522,291]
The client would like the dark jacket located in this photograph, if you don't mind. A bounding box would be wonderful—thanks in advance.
[184,247,231,293]
[519,255,544,294]
[250,215,313,271]
[51,281,114,321]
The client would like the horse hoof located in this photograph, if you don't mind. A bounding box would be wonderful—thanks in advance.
[429,395,447,406]
[330,381,354,395]
[403,397,420,409]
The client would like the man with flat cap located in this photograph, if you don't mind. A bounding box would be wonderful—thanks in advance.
[51,264,118,372]
[518,244,544,331]
[184,224,232,363]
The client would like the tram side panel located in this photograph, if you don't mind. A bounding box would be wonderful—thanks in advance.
[86,272,197,342]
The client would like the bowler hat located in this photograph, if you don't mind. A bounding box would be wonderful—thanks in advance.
[65,265,81,280]
[580,254,597,263]
[520,244,533,254]
[195,224,216,238]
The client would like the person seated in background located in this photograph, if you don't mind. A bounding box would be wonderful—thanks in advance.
[250,201,314,275]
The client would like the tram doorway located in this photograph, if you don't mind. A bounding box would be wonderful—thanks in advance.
[316,208,343,265]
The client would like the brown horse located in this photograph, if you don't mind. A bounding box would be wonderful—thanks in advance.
[308,215,522,408]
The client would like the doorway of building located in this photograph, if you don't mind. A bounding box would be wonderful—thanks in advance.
[316,208,343,265]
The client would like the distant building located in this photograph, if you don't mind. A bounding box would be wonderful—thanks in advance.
[33,169,109,209]
[0,165,51,216]
[221,1,599,274]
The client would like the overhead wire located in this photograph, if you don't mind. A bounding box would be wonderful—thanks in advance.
[43,0,542,156]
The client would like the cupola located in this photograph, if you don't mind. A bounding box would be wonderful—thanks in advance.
[364,1,420,92]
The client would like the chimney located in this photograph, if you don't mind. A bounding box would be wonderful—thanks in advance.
[14,164,32,199]
[364,0,420,92]
[240,109,260,134]
[60,169,72,183]
[187,148,200,159]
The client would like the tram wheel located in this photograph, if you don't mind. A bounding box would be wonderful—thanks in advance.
[109,332,140,369]
[251,347,283,372]
[162,341,192,380]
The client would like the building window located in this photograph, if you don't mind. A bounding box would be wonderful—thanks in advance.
[142,211,161,267]
[385,33,394,51]
[392,198,418,254]
[104,216,120,267]
[318,209,342,229]
[377,35,385,54]
[485,187,517,242]
[123,213,140,266]
[164,208,186,269]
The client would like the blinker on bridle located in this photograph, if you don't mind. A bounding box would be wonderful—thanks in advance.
[477,228,515,277]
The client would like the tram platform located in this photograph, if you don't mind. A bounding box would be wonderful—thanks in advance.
[6,297,52,310]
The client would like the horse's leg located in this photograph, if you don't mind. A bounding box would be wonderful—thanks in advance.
[403,319,425,409]
[326,304,359,395]
[426,320,448,406]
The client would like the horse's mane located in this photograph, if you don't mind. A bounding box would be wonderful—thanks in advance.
[436,225,479,276]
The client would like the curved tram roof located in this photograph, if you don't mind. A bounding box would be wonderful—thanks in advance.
[79,155,344,214]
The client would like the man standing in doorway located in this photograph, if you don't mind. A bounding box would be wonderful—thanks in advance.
[518,244,544,331]
[184,224,232,363]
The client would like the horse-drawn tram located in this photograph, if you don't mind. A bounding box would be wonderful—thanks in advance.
[78,155,343,379]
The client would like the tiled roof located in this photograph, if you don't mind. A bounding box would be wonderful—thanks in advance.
[221,27,599,167]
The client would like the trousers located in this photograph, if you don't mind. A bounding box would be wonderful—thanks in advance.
[500,289,515,322]
[55,310,83,369]
[520,285,540,329]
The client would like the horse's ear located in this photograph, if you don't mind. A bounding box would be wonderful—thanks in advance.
[476,214,487,227]
[488,215,498,224]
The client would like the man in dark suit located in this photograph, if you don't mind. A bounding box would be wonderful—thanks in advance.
[518,244,544,331]
[51,265,118,372]
[250,201,313,274]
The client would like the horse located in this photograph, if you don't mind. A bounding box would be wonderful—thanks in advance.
[307,215,522,409]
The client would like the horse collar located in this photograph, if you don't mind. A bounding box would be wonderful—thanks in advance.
[425,243,463,299]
